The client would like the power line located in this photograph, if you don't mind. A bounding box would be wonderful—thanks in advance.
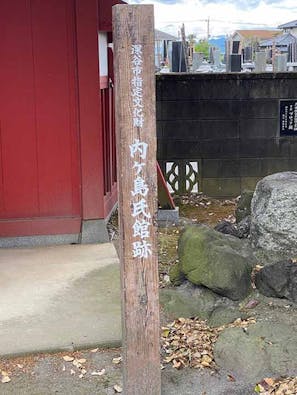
[212,19,272,26]
[158,18,274,27]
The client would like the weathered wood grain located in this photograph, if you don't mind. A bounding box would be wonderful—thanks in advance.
[113,4,161,395]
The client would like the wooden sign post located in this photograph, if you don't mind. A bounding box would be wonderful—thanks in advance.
[113,4,161,395]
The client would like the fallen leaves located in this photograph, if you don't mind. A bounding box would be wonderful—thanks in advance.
[112,356,122,365]
[1,371,11,383]
[63,356,74,362]
[91,369,106,376]
[72,359,85,368]
[61,355,91,379]
[62,356,106,380]
[263,378,275,387]
[1,375,11,384]
[176,193,237,227]
[0,349,121,390]
[244,299,260,309]
[161,317,256,371]
[114,384,123,393]
[161,318,219,371]
[77,358,87,363]
[251,265,264,289]
[0,354,39,378]
[255,376,297,394]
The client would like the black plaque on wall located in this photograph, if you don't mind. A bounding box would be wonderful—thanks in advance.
[280,100,297,136]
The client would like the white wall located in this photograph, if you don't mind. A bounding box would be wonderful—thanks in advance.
[98,32,108,76]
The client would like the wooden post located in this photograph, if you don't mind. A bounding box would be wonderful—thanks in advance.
[113,5,161,395]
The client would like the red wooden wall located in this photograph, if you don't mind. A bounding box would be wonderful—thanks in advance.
[0,0,121,239]
[0,0,122,238]
[0,0,81,237]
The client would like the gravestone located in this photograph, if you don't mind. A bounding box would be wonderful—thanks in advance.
[225,38,231,72]
[172,41,186,72]
[274,54,287,72]
[230,54,241,72]
[243,46,252,62]
[192,52,203,71]
[255,52,266,72]
[213,49,221,67]
[232,41,240,54]
[209,47,214,64]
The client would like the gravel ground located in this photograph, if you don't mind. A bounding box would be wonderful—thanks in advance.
[0,348,122,395]
[0,347,256,395]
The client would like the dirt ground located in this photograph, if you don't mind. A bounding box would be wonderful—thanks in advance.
[158,194,236,287]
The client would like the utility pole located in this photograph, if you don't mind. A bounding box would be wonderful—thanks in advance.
[181,23,189,71]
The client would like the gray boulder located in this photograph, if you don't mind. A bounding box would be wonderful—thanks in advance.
[208,306,248,328]
[159,282,220,320]
[250,172,297,258]
[214,322,297,382]
[214,220,239,237]
[159,282,244,323]
[169,263,185,286]
[237,215,251,239]
[179,225,255,300]
[255,259,297,302]
[215,216,251,239]
[235,190,254,223]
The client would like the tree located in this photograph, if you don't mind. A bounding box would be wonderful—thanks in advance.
[195,39,210,59]
[187,33,197,42]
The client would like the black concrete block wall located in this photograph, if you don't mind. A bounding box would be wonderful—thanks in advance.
[156,73,297,197]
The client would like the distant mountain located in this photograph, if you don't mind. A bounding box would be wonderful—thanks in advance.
[208,36,226,54]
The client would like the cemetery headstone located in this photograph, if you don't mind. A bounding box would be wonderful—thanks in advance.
[255,52,266,72]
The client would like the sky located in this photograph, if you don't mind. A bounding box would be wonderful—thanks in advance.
[126,0,297,38]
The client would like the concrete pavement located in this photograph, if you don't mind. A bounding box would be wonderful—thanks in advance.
[0,244,121,356]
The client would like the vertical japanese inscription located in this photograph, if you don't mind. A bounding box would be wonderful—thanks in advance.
[130,45,152,259]
[113,5,161,394]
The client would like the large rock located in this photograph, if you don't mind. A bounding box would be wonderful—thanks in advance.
[214,220,239,237]
[237,215,251,239]
[214,216,251,239]
[179,225,255,300]
[235,190,254,223]
[159,282,244,323]
[255,259,297,302]
[169,263,185,286]
[159,282,220,320]
[208,306,248,328]
[250,172,297,258]
[214,322,297,382]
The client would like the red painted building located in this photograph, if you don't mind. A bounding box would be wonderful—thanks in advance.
[0,0,124,246]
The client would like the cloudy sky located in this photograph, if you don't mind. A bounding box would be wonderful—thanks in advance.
[126,0,297,38]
